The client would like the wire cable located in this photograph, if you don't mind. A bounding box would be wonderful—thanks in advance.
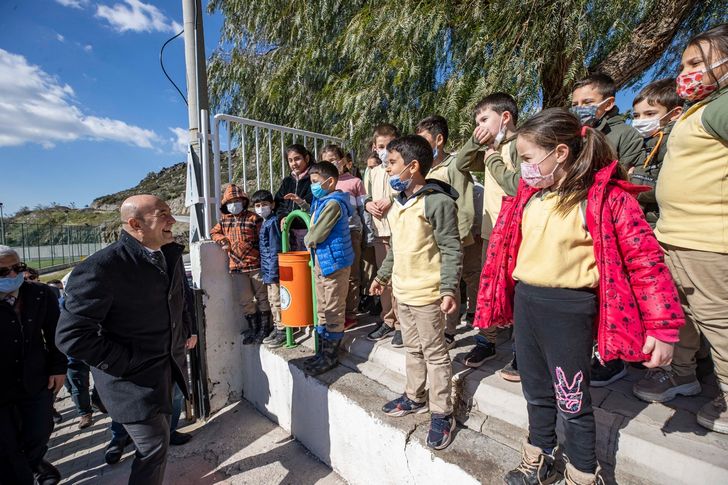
[160,30,188,106]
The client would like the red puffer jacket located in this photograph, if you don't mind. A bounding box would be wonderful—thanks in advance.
[473,162,684,362]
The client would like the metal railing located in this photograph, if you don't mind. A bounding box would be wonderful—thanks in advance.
[200,111,346,238]
[2,222,106,272]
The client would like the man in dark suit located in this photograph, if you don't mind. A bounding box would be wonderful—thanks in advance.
[0,246,67,485]
[56,194,192,485]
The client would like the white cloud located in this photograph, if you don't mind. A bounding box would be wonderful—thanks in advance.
[0,49,158,149]
[96,1,182,34]
[83,44,93,52]
[55,0,89,8]
[56,33,65,42]
[169,127,188,154]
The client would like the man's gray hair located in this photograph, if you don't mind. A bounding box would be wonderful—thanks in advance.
[0,245,19,260]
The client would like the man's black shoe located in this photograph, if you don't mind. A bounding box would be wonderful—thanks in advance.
[170,431,192,446]
[33,459,61,485]
[105,436,133,465]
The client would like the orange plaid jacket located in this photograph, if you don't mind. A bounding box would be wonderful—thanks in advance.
[210,211,262,272]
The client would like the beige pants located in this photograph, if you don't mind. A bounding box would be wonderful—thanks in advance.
[231,270,269,315]
[361,244,377,292]
[267,282,283,330]
[445,238,483,334]
[314,260,351,335]
[398,301,453,415]
[346,230,363,320]
[664,244,728,384]
[374,236,399,330]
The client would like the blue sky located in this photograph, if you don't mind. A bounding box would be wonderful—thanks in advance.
[0,0,223,214]
[0,1,642,216]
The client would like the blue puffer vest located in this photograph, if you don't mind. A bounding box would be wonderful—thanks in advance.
[259,215,281,284]
[310,191,354,277]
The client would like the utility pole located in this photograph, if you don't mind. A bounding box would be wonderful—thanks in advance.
[0,202,5,245]
[182,0,213,242]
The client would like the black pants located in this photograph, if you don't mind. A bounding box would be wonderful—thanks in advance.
[0,388,54,484]
[514,283,597,473]
[123,413,171,485]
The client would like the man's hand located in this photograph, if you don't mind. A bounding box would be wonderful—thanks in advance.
[369,280,384,296]
[441,295,457,314]
[284,193,305,206]
[473,126,494,146]
[186,335,198,350]
[48,374,65,394]
[366,201,384,218]
[642,336,674,368]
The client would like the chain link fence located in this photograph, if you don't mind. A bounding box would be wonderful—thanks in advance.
[1,222,107,273]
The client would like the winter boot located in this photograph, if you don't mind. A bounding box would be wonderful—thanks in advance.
[242,313,260,345]
[254,311,273,344]
[303,333,323,369]
[563,463,604,485]
[305,337,342,376]
[504,440,559,485]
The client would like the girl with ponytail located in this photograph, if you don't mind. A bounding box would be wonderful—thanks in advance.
[473,108,685,485]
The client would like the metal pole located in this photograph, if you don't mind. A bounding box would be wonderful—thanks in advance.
[268,128,274,192]
[254,126,261,190]
[0,202,4,245]
[182,0,213,242]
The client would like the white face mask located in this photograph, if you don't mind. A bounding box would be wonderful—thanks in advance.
[377,149,388,167]
[493,115,507,149]
[255,206,272,218]
[226,202,244,215]
[631,109,676,138]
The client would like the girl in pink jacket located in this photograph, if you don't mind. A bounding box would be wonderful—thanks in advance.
[474,108,684,485]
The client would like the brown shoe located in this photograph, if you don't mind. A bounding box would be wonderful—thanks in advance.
[78,413,93,430]
[697,392,728,434]
[564,463,605,485]
[632,368,701,403]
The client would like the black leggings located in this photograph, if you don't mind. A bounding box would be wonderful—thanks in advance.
[514,283,597,473]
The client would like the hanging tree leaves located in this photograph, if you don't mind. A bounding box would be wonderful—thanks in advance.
[207,0,726,150]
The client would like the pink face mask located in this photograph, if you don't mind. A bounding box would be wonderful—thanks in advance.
[676,57,728,102]
[520,149,557,189]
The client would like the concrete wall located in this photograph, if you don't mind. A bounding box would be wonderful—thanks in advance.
[191,240,245,414]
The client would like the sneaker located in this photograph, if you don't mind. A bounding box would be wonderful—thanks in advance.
[105,435,133,465]
[464,342,496,368]
[382,394,428,417]
[697,392,728,434]
[265,328,288,349]
[367,322,394,341]
[33,459,61,485]
[504,440,559,485]
[500,358,521,382]
[170,430,192,446]
[262,327,278,345]
[391,330,404,348]
[78,413,93,430]
[427,414,456,450]
[632,368,702,403]
[444,333,456,350]
[461,313,475,327]
[590,359,627,387]
[52,407,62,424]
[344,316,358,330]
[564,462,605,485]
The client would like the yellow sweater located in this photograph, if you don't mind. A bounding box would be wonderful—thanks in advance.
[482,140,517,239]
[655,89,728,254]
[513,192,599,289]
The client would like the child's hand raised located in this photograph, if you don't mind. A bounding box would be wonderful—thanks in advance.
[642,336,674,368]
[369,280,384,296]
[473,126,494,146]
[440,295,457,314]
[284,193,305,206]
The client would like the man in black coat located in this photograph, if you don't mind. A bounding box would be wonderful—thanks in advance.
[56,195,192,485]
[0,246,67,485]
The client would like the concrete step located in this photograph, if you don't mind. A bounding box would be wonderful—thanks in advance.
[241,338,522,485]
[330,320,728,485]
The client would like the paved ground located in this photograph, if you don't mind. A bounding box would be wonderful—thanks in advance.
[46,392,344,484]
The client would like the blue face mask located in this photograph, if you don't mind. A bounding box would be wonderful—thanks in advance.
[389,163,413,192]
[0,273,24,294]
[311,179,331,199]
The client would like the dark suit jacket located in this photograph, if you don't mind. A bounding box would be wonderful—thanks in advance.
[1,281,67,403]
[56,230,192,423]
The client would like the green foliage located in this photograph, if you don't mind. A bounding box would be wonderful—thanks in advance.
[208,0,725,151]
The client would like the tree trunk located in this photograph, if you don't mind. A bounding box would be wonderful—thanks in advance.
[590,0,697,87]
